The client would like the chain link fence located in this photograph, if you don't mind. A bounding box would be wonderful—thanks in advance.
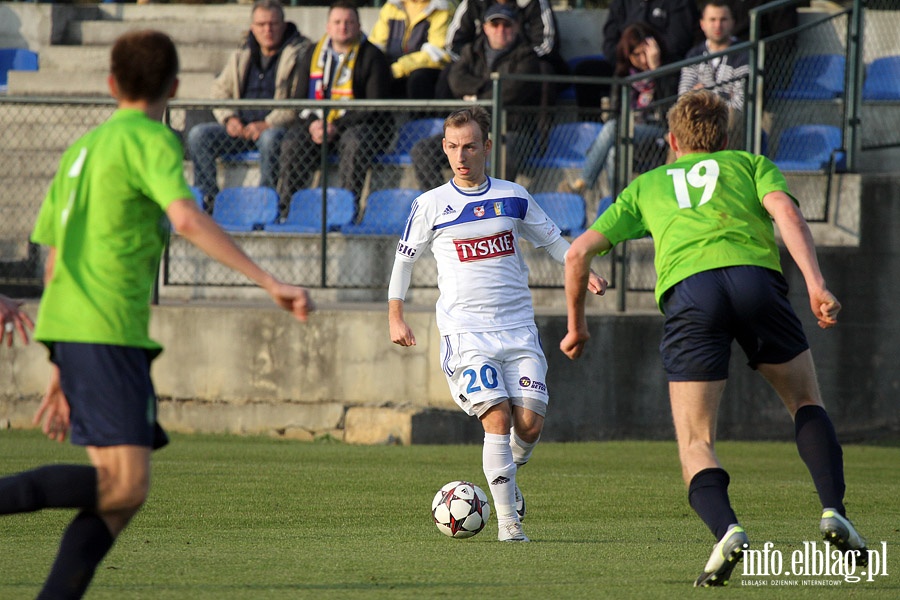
[0,99,116,294]
[1,0,885,305]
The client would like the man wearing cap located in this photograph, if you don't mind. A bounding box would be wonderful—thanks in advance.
[411,3,543,190]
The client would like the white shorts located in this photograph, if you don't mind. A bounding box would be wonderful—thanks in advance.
[440,325,549,418]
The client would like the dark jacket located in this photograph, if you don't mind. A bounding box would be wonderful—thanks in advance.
[602,0,700,60]
[447,35,543,107]
[446,0,561,63]
[292,37,392,132]
[729,0,798,41]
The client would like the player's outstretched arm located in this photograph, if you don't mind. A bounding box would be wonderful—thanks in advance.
[388,299,416,347]
[166,200,313,322]
[0,294,33,347]
[561,230,612,359]
[542,237,607,295]
[763,191,840,329]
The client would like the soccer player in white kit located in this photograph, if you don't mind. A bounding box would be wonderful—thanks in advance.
[388,106,606,541]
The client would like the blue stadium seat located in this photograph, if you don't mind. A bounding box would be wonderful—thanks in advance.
[374,118,445,165]
[220,150,261,163]
[773,125,846,172]
[0,48,38,93]
[212,186,279,232]
[526,122,605,169]
[265,187,356,233]
[532,192,587,236]
[862,55,900,100]
[773,54,845,100]
[342,188,420,236]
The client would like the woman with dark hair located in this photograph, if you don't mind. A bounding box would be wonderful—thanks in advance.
[560,22,680,197]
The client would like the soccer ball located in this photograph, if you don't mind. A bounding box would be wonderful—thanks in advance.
[431,480,491,539]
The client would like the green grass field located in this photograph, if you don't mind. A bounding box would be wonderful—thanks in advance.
[0,430,897,599]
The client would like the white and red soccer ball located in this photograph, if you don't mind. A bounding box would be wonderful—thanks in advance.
[431,480,491,539]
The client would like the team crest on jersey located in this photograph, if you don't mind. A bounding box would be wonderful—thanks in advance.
[493,202,505,216]
[454,230,515,262]
[473,206,485,217]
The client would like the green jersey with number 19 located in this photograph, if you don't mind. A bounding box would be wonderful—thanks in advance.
[589,150,795,311]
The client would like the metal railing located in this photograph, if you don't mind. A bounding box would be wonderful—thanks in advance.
[0,0,879,309]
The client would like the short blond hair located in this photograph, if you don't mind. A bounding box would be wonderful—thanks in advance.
[444,106,491,143]
[667,90,729,153]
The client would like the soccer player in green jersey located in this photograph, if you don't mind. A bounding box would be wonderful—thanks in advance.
[0,30,313,599]
[561,90,867,587]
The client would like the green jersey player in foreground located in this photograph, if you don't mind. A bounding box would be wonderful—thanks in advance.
[561,90,868,586]
[0,30,313,599]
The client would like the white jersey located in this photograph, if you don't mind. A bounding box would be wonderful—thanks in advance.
[394,177,563,335]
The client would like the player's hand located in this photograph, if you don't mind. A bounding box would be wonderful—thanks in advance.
[390,319,416,347]
[33,367,70,443]
[811,287,841,329]
[1,297,33,347]
[560,328,590,360]
[269,283,314,322]
[587,270,608,296]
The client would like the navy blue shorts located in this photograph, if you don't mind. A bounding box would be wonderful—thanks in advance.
[52,342,168,449]
[659,266,809,382]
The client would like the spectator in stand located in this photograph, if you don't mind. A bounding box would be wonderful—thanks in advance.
[369,0,453,99]
[560,22,679,197]
[411,4,544,190]
[680,1,748,112]
[680,1,749,149]
[276,0,391,216]
[574,0,699,109]
[188,0,311,210]
[437,0,567,100]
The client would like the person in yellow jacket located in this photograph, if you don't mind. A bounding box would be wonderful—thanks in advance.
[370,0,454,99]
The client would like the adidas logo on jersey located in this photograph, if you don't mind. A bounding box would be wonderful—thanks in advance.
[442,205,456,215]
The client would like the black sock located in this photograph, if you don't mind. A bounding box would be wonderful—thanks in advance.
[795,405,846,516]
[0,465,98,514]
[37,511,115,600]
[688,468,738,541]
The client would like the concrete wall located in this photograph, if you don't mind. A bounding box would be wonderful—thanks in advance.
[1,176,897,444]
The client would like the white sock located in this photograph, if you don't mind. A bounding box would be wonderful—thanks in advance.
[510,429,539,467]
[483,433,517,522]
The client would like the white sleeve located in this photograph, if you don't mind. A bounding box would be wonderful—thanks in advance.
[388,257,415,301]
[543,236,570,265]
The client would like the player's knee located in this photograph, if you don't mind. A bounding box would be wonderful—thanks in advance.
[102,481,148,513]
[515,423,542,443]
[96,468,149,513]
